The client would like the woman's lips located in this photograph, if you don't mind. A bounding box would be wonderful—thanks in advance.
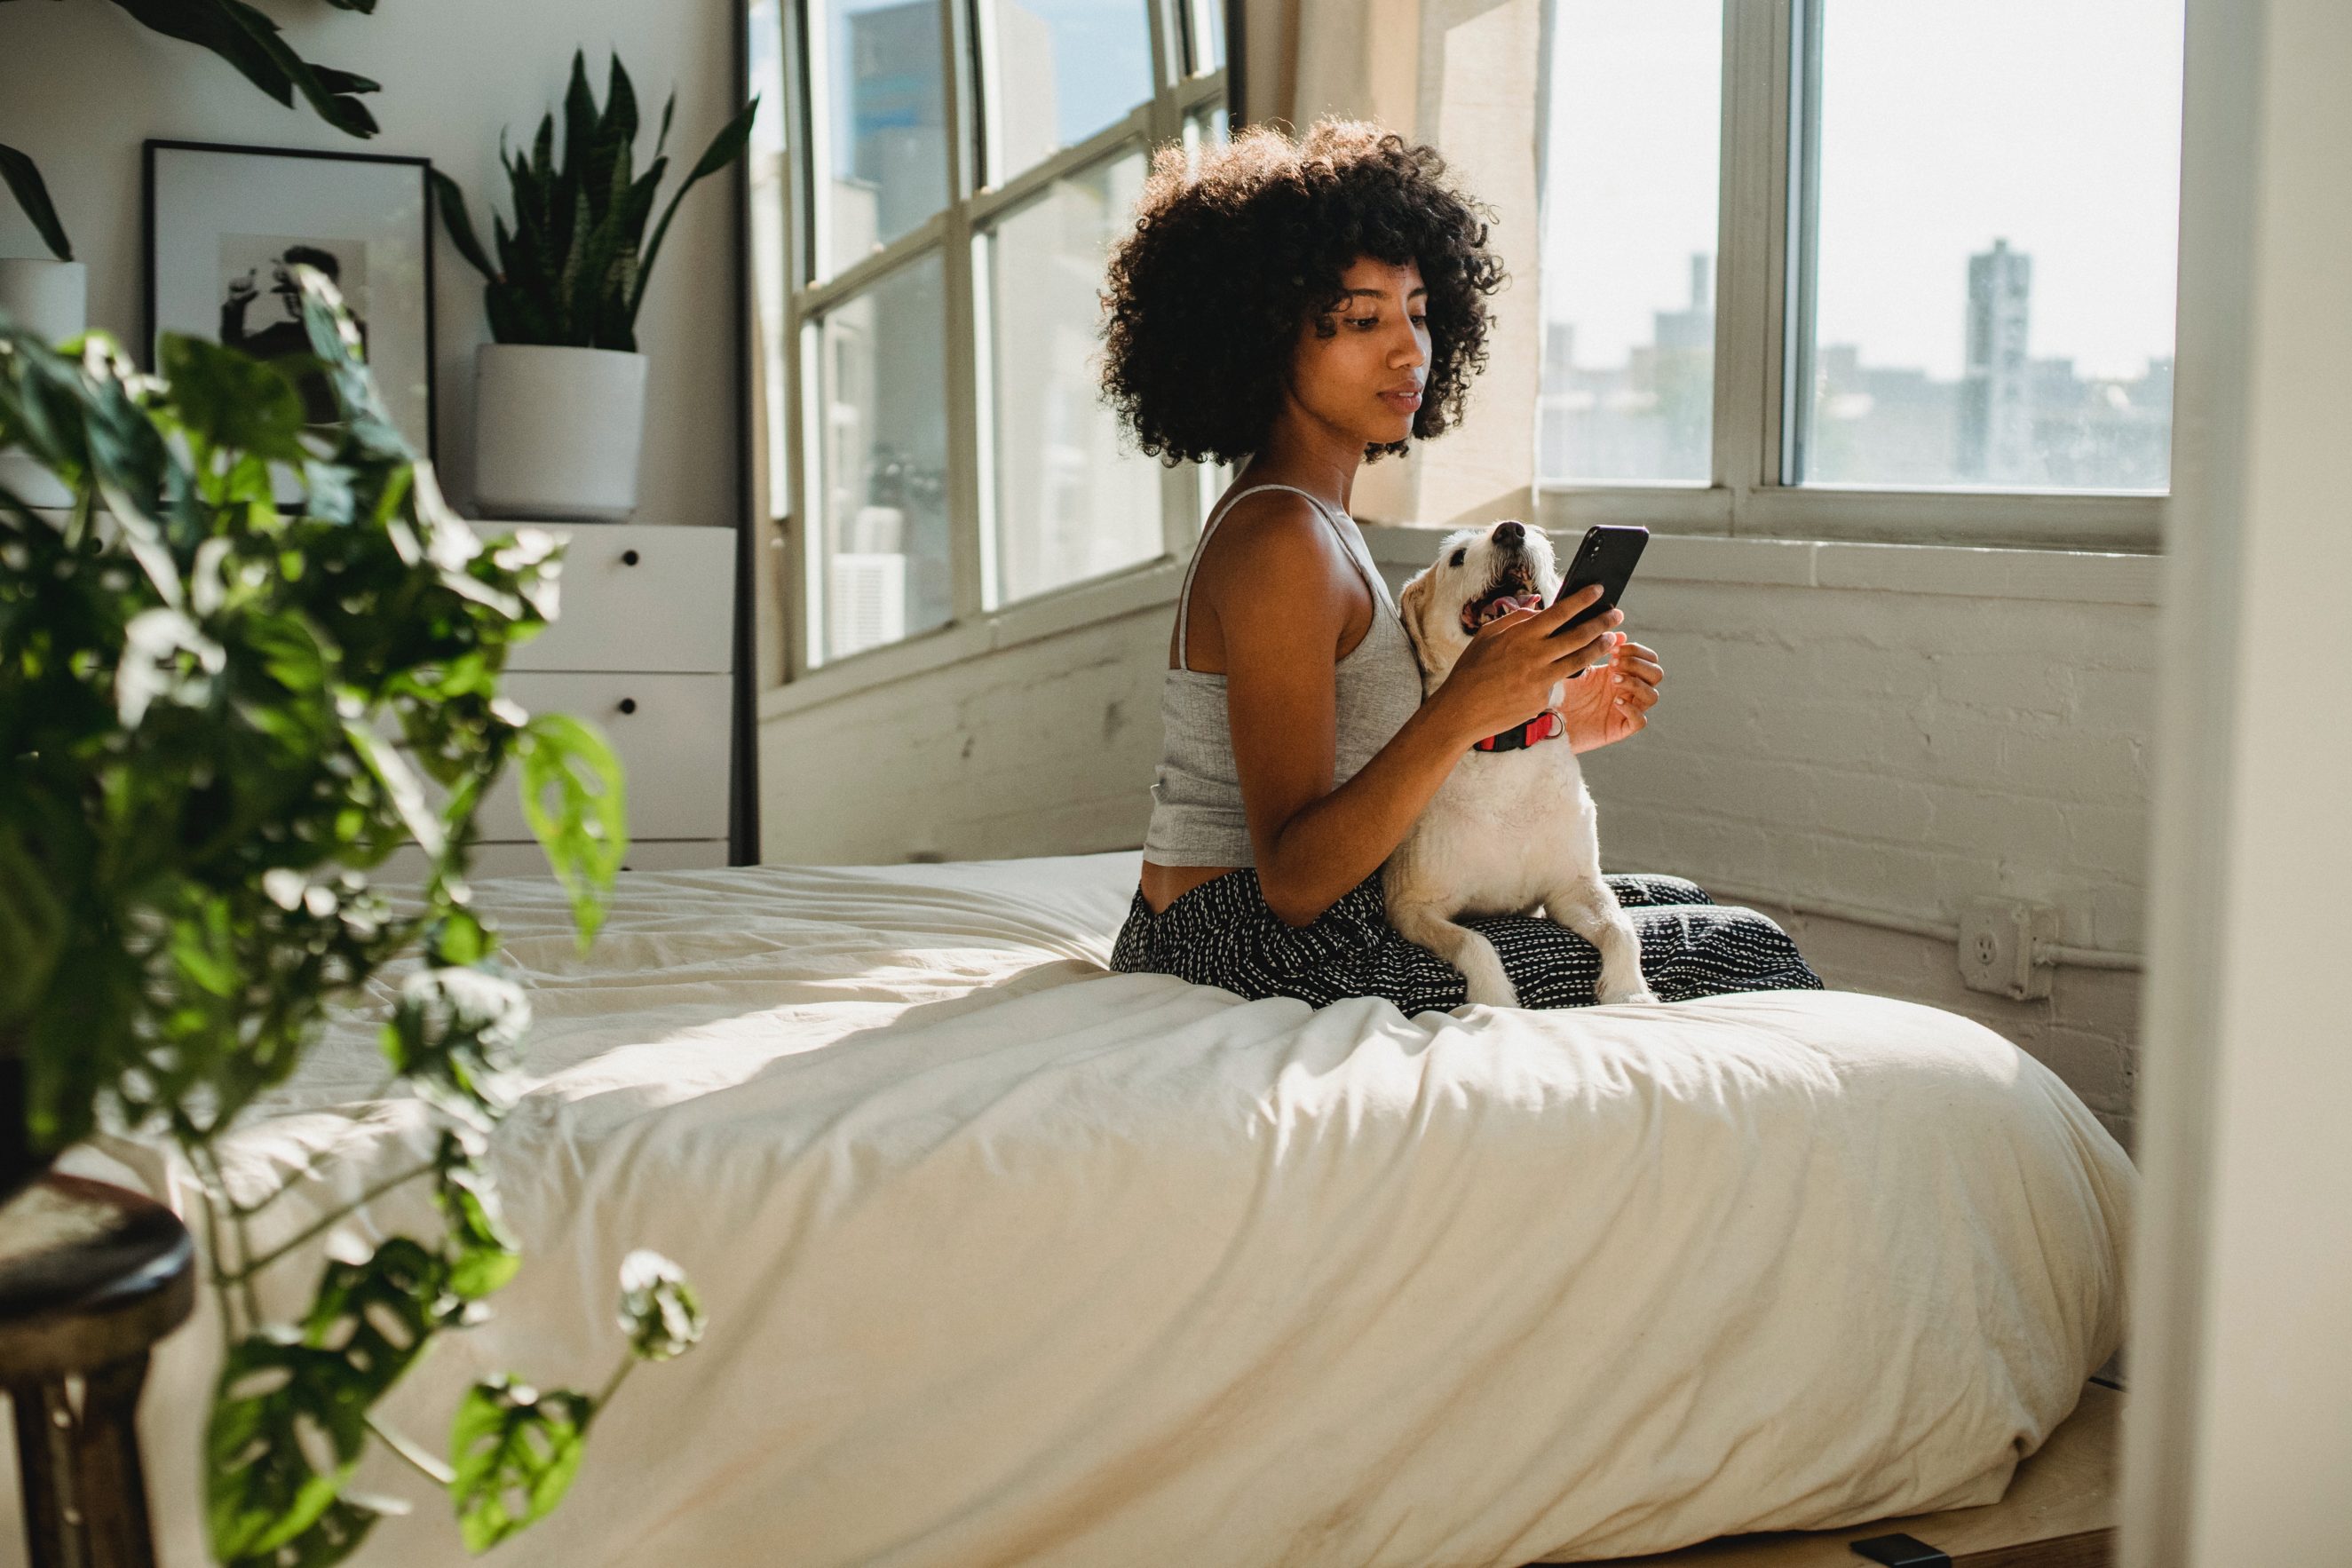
[1381,388,1422,412]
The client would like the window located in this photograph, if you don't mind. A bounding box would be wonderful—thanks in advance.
[754,0,1227,672]
[1539,0,2185,542]
[1539,0,1723,486]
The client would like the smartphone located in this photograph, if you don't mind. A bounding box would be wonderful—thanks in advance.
[1547,524,1650,638]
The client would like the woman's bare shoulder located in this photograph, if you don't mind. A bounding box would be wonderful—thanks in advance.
[1197,488,1353,596]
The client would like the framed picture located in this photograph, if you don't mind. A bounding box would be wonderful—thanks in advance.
[143,139,437,466]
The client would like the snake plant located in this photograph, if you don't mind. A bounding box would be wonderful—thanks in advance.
[432,50,759,352]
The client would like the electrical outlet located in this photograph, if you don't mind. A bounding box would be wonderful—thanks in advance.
[1957,899,2058,1000]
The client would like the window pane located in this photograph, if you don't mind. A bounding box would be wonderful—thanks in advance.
[818,0,948,274]
[1796,0,2184,490]
[1538,1,1721,486]
[984,151,1163,605]
[813,254,951,658]
[984,0,1155,183]
[1182,99,1229,166]
[1187,0,1224,75]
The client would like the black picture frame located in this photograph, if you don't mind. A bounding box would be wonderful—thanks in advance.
[142,138,439,463]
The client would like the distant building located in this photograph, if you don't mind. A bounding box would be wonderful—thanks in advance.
[1537,252,1714,483]
[1958,237,2034,482]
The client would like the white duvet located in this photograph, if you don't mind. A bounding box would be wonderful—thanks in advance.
[21,850,2131,1567]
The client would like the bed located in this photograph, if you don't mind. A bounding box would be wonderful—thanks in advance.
[28,849,2133,1568]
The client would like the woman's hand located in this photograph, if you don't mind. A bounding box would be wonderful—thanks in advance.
[1432,583,1625,745]
[1556,636,1663,753]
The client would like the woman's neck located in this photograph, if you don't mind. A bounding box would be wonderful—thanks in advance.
[1247,404,1367,515]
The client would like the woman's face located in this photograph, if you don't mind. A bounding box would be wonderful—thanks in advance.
[1288,256,1430,449]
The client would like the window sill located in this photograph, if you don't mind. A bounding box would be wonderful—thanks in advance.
[1361,527,2162,607]
[758,526,2163,725]
[758,554,1186,719]
[1526,484,2165,552]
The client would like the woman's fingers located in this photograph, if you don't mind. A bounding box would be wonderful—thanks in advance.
[1614,653,1664,693]
[1533,582,1606,629]
[1545,614,1624,669]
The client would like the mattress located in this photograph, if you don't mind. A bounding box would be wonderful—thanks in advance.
[21,849,2133,1567]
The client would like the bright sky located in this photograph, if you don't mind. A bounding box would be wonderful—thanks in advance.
[1543,0,2186,383]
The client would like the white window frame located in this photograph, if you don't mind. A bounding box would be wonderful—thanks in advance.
[768,0,1228,685]
[1533,0,2170,553]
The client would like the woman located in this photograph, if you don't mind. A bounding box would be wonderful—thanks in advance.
[1100,118,1820,1010]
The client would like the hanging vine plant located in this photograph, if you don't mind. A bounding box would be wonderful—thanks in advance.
[1,0,387,260]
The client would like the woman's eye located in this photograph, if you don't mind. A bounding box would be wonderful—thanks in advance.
[1450,548,1467,567]
[1346,316,1378,329]
[1411,313,1429,328]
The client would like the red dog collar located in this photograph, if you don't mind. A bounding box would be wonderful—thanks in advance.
[1473,711,1565,752]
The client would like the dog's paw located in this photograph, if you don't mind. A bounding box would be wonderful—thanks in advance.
[1464,974,1522,1008]
[1599,985,1662,1005]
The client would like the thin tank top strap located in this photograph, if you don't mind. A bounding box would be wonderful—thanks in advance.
[1176,480,1390,669]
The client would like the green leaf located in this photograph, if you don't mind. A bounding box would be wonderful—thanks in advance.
[431,169,500,283]
[433,1140,522,1301]
[0,816,68,1020]
[0,141,73,262]
[447,1376,589,1552]
[106,0,382,138]
[615,1250,705,1362]
[222,1496,382,1568]
[206,1335,372,1560]
[380,964,530,1126]
[627,95,759,329]
[160,334,307,462]
[515,713,625,950]
[301,1236,450,1398]
[342,717,446,862]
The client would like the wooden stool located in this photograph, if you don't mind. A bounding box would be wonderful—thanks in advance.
[0,1172,195,1568]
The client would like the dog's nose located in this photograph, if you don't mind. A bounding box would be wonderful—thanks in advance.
[1493,520,1524,549]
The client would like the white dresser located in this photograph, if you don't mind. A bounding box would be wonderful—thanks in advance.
[387,520,740,880]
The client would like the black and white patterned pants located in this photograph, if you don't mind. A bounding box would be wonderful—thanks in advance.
[1109,867,1823,1013]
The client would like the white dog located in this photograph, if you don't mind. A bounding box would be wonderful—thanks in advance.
[1384,520,1657,1008]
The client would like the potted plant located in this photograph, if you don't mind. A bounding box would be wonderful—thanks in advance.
[0,266,705,1564]
[433,51,759,522]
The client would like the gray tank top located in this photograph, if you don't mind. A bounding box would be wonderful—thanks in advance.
[1141,479,1427,867]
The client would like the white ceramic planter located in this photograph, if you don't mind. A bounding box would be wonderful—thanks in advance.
[471,343,650,522]
[0,258,89,509]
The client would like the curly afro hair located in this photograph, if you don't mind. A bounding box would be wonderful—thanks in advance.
[1099,117,1507,467]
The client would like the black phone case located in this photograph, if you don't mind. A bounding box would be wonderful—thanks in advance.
[1548,525,1650,637]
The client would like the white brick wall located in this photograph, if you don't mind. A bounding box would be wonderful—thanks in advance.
[760,533,2158,1144]
[1536,537,2158,1148]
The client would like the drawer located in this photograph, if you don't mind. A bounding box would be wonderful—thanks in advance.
[375,837,730,883]
[472,671,733,842]
[487,523,736,673]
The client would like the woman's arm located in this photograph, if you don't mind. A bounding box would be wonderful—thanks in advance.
[1214,509,1468,926]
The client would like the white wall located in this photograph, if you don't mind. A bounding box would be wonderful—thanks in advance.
[761,529,2156,1146]
[1556,534,2153,1150]
[2119,0,2352,1558]
[0,0,740,527]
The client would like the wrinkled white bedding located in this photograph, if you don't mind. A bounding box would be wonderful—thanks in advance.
[30,850,2131,1567]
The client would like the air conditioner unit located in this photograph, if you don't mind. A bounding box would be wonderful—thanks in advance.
[830,551,906,656]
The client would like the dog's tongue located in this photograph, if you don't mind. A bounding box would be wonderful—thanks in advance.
[1479,591,1545,626]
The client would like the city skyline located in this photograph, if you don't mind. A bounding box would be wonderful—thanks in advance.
[1541,238,2173,489]
[1544,0,2184,386]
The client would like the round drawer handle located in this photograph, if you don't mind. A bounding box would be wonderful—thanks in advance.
[617,697,638,716]
[621,549,641,566]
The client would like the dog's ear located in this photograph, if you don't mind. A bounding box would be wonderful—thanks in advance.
[1397,568,1436,676]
